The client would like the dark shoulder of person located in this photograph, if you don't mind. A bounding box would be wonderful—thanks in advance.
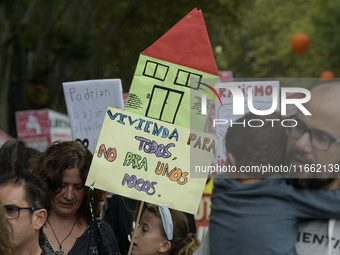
[183,211,197,234]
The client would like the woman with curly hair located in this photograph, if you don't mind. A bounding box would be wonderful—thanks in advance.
[30,141,120,255]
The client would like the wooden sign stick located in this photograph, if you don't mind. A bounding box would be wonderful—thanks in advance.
[127,201,145,255]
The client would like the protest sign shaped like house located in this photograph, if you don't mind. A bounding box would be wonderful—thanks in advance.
[86,9,219,216]
[63,79,124,153]
[125,8,219,132]
[86,107,217,214]
[16,109,72,152]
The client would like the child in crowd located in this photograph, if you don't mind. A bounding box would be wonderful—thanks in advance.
[209,112,340,255]
[132,205,199,255]
[103,195,197,255]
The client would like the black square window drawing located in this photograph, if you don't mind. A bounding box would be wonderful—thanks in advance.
[174,69,202,89]
[143,60,169,81]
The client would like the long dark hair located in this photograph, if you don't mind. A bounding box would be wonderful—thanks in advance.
[30,141,105,221]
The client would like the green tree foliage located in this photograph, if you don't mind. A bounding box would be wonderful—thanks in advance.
[2,0,243,135]
[312,0,340,73]
[1,0,339,136]
[215,0,339,79]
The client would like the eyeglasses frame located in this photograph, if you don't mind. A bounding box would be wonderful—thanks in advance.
[4,205,42,219]
[285,116,340,151]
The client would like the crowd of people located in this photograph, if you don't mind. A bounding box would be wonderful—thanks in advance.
[1,79,340,255]
[0,139,198,255]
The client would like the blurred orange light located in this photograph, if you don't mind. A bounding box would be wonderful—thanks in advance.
[291,33,309,54]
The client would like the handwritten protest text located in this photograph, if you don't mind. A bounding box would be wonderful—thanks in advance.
[187,134,216,154]
[122,173,157,195]
[107,110,179,141]
[68,87,111,101]
[155,162,188,185]
[97,144,117,162]
[123,152,148,171]
[135,136,175,158]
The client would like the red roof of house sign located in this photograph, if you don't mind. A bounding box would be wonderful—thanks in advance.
[142,8,218,76]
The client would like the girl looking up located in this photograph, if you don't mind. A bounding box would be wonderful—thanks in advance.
[132,205,199,255]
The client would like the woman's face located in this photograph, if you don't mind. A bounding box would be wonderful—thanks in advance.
[51,167,85,218]
[132,211,169,255]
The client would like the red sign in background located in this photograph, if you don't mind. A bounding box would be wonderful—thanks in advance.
[16,110,51,151]
[0,129,12,148]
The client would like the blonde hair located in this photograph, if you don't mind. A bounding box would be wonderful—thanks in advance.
[0,203,17,255]
[146,206,200,255]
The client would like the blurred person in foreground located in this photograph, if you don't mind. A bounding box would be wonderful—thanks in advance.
[195,80,340,255]
[209,112,340,255]
[0,201,17,255]
[0,171,53,255]
[30,141,120,255]
[285,80,340,255]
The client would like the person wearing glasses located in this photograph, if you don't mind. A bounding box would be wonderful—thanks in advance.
[0,171,55,255]
[195,80,340,255]
[206,111,340,255]
[285,80,340,255]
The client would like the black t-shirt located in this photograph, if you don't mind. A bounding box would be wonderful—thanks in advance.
[44,220,120,255]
